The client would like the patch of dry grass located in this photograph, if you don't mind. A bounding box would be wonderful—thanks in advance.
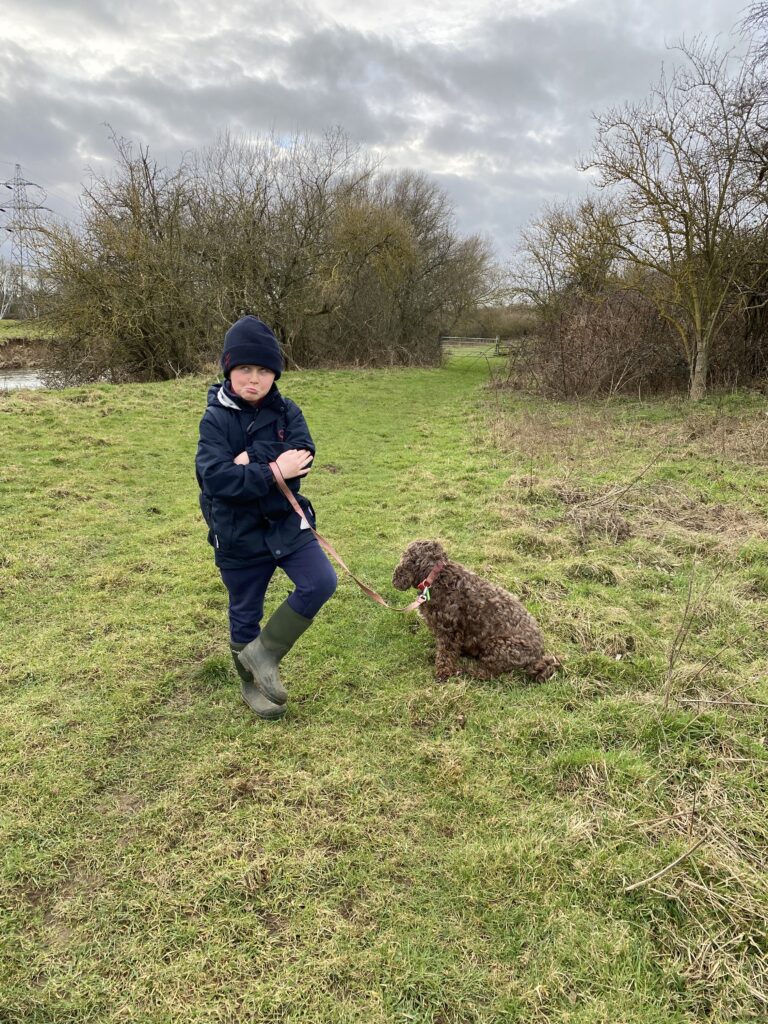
[477,386,768,1019]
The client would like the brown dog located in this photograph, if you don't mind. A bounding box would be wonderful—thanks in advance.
[393,539,559,682]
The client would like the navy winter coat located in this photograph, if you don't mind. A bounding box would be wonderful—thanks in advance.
[196,381,317,568]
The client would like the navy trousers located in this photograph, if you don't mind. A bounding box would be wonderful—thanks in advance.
[220,538,337,644]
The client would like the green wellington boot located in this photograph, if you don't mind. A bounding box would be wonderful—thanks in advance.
[230,644,286,720]
[237,600,313,705]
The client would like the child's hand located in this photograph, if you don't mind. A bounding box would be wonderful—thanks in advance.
[233,451,249,465]
[274,449,313,479]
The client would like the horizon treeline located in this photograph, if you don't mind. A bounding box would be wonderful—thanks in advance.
[35,129,496,383]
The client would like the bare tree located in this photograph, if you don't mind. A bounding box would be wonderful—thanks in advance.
[741,2,768,62]
[582,41,768,399]
[38,134,209,382]
[190,129,379,365]
[512,196,626,309]
[380,170,497,355]
[37,130,497,381]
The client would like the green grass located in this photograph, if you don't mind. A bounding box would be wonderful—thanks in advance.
[0,318,51,343]
[1,350,766,1023]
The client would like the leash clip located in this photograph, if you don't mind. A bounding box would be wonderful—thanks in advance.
[418,585,431,602]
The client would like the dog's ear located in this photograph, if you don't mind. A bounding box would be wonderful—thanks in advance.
[404,541,425,578]
[393,542,419,589]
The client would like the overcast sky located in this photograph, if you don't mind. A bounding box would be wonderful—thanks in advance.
[0,0,749,263]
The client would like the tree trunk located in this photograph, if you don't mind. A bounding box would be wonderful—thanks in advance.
[689,342,709,401]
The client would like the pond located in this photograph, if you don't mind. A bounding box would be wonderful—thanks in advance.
[0,368,46,391]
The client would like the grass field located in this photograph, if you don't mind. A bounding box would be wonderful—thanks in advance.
[1,350,766,1023]
[0,318,50,342]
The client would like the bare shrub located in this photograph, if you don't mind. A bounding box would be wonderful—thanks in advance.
[511,289,687,398]
[708,307,768,390]
[39,137,214,383]
[36,132,496,383]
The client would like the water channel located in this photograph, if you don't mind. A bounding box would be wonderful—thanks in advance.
[0,368,46,391]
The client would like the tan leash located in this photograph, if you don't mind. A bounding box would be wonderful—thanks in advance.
[269,460,442,612]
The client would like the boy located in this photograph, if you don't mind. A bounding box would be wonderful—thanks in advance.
[196,316,337,719]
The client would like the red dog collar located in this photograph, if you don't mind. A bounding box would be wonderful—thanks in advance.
[417,560,446,600]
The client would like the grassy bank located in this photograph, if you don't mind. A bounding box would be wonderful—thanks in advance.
[0,318,51,369]
[0,352,766,1023]
[0,318,51,341]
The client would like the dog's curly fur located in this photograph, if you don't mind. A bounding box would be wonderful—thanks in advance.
[393,539,559,682]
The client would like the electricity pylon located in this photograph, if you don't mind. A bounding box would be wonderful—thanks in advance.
[0,164,50,318]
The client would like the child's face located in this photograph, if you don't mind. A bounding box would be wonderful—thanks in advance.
[229,364,276,403]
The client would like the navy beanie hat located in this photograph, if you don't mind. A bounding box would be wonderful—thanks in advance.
[221,316,283,379]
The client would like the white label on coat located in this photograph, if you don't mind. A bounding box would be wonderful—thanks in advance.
[300,517,310,530]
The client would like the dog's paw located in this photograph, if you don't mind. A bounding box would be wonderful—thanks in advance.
[434,667,459,682]
[528,654,561,682]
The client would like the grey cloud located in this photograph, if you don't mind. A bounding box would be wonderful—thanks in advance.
[3,0,192,31]
[434,163,591,250]
[0,0,749,263]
